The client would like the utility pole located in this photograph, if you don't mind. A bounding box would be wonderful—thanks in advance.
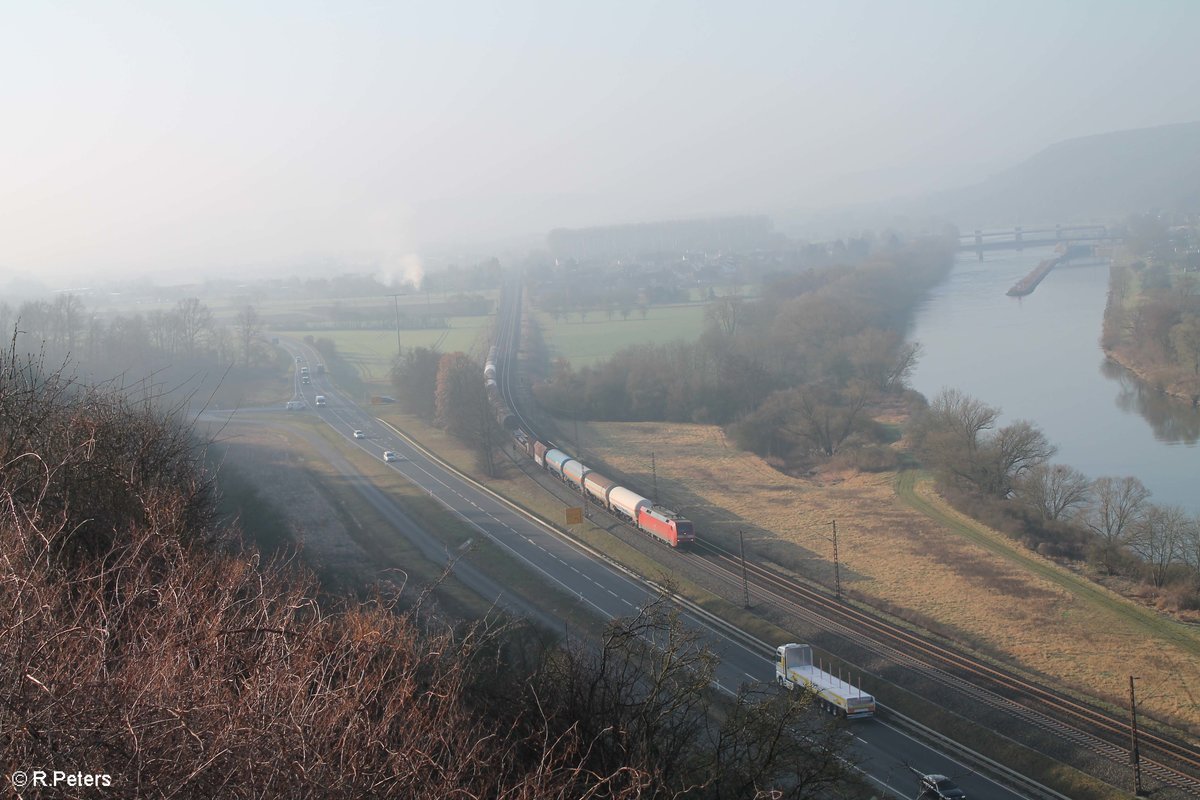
[830,520,842,598]
[651,452,659,502]
[1129,675,1144,796]
[390,294,403,358]
[739,529,750,609]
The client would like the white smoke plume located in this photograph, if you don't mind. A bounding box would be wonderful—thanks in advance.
[376,253,425,290]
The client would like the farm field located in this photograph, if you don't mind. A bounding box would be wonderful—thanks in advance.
[576,419,1200,731]
[89,288,498,326]
[273,318,492,387]
[534,303,707,367]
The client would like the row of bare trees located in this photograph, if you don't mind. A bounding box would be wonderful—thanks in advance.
[1,346,860,797]
[0,297,264,371]
[913,389,1200,600]
[910,389,1056,498]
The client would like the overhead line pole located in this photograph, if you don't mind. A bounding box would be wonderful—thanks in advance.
[739,530,750,609]
[1129,675,1145,796]
[830,520,842,599]
[390,293,403,358]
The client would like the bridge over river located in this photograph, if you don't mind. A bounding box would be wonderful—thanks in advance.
[959,224,1119,257]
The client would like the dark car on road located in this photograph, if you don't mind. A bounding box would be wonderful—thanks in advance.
[919,774,966,799]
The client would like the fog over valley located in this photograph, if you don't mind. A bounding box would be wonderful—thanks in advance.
[5,4,1200,799]
[3,1,1199,287]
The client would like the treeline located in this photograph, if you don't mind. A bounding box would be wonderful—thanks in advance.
[912,388,1200,608]
[287,292,493,331]
[1102,213,1200,404]
[391,347,504,476]
[535,286,679,324]
[534,239,954,469]
[287,313,450,331]
[0,295,273,374]
[0,348,859,798]
[418,257,504,294]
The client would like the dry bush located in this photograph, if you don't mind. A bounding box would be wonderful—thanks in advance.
[0,345,615,798]
[0,344,216,567]
[829,444,899,473]
[938,484,1090,560]
[0,507,639,798]
[1,344,857,799]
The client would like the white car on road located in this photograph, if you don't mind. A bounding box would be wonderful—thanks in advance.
[353,430,366,439]
[382,451,400,462]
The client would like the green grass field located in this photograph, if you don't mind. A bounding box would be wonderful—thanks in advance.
[535,304,707,367]
[273,317,492,386]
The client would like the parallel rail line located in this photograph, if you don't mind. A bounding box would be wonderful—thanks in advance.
[690,538,1200,795]
[491,280,1200,797]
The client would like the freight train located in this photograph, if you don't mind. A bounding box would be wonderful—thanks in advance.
[484,346,696,547]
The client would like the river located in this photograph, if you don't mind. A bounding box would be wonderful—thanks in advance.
[906,245,1200,513]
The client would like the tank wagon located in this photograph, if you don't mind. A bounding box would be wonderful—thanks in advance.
[582,472,618,506]
[607,486,649,522]
[483,345,518,431]
[543,449,573,479]
[484,343,696,548]
[484,346,498,379]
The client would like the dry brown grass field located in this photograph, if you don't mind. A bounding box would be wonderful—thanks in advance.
[578,420,1200,731]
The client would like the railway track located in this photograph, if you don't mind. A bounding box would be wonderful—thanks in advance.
[689,537,1200,795]
[490,280,1200,797]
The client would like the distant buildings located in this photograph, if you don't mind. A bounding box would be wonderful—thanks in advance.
[547,216,775,261]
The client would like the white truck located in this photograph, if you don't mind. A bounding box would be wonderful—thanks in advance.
[776,643,875,719]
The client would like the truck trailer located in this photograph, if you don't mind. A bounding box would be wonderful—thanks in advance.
[776,643,875,719]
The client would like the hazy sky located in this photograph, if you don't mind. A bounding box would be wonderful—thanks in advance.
[3,0,1198,285]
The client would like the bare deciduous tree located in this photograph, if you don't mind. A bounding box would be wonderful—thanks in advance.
[706,293,745,337]
[146,309,175,354]
[912,390,1055,497]
[1085,476,1150,573]
[435,352,501,475]
[173,297,212,358]
[534,593,857,799]
[234,304,261,368]
[914,388,998,458]
[1018,463,1091,521]
[982,420,1057,496]
[846,329,922,392]
[51,292,84,352]
[1130,504,1189,588]
[784,381,872,457]
[1181,514,1200,580]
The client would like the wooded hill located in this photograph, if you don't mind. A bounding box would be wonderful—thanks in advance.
[918,121,1200,225]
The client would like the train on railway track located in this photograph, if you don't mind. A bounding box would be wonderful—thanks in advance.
[485,346,696,547]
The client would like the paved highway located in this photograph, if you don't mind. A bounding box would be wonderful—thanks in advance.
[211,339,1042,800]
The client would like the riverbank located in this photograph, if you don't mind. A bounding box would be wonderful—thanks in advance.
[1103,344,1200,407]
[909,246,1200,513]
